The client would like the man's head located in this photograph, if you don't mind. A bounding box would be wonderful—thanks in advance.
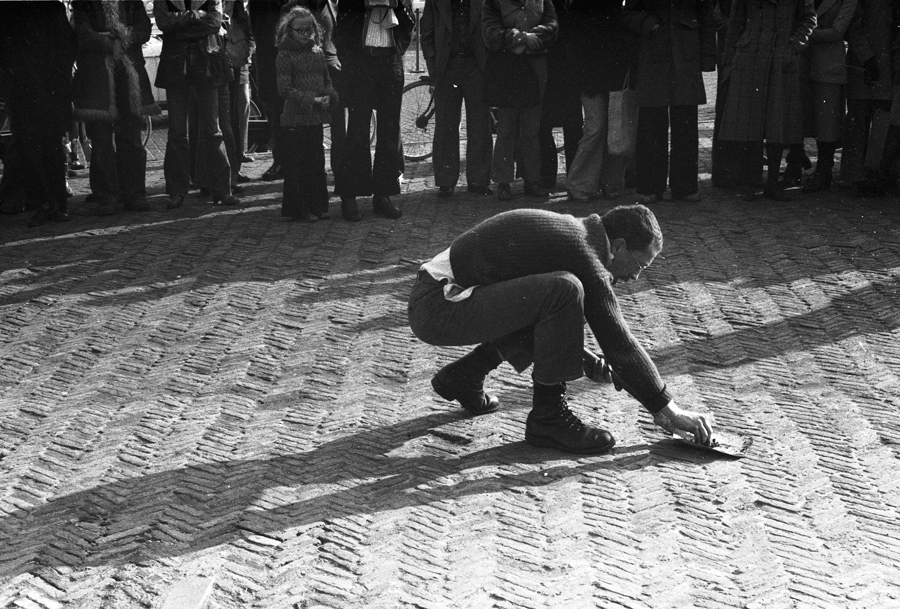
[601,204,663,284]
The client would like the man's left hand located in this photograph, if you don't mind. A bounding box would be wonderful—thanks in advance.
[654,401,713,445]
[583,349,612,384]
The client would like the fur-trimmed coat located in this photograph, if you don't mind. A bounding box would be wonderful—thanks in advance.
[72,0,160,122]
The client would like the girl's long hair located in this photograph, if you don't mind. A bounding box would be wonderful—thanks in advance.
[275,6,323,48]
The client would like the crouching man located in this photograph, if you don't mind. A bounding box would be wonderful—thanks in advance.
[407,206,712,454]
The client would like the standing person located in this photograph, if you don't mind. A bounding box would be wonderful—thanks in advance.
[482,0,558,201]
[716,0,816,201]
[249,0,292,181]
[420,0,494,198]
[841,0,896,192]
[154,0,240,209]
[624,0,717,204]
[798,0,858,193]
[537,0,582,193]
[224,0,256,184]
[565,0,637,202]
[0,1,76,227]
[333,0,414,221]
[276,6,338,221]
[407,206,714,454]
[287,0,346,201]
[72,0,161,216]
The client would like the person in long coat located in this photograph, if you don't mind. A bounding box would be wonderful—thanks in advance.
[420,0,494,198]
[841,0,896,189]
[624,0,718,204]
[0,1,76,227]
[717,0,816,201]
[72,0,161,215]
[796,0,858,192]
[565,0,637,201]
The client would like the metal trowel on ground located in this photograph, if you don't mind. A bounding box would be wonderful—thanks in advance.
[670,429,753,458]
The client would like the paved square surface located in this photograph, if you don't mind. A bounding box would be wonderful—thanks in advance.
[2,72,900,608]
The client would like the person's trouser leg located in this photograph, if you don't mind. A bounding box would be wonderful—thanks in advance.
[636,105,668,197]
[163,84,192,196]
[841,99,872,184]
[218,82,238,185]
[491,107,519,184]
[341,106,375,197]
[193,83,232,197]
[372,53,404,196]
[517,55,547,186]
[408,270,586,385]
[566,92,608,198]
[280,127,305,218]
[85,119,119,205]
[115,113,148,205]
[230,66,250,170]
[461,57,493,189]
[669,104,699,198]
[432,59,465,189]
[327,64,347,195]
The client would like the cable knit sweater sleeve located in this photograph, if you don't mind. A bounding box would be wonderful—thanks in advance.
[449,209,672,413]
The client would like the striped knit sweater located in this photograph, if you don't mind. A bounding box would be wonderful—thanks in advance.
[449,209,672,413]
[276,38,338,127]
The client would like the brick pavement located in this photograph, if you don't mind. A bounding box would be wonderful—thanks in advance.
[3,73,900,608]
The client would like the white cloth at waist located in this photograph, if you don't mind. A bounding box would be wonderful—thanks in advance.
[420,247,477,302]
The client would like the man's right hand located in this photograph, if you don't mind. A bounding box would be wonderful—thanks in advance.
[654,401,713,445]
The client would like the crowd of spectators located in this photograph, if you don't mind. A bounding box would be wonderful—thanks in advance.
[0,0,898,229]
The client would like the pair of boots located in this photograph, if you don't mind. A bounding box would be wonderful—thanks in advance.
[431,345,615,454]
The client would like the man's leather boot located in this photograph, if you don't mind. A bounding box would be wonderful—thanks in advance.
[431,343,502,415]
[525,382,616,454]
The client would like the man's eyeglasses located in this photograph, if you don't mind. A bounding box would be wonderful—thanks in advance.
[623,247,650,272]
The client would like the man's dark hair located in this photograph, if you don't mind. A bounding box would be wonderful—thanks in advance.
[601,204,663,252]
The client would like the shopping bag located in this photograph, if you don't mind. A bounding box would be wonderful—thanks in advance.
[607,73,638,158]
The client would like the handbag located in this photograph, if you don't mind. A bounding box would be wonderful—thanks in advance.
[482,51,540,109]
[607,72,639,158]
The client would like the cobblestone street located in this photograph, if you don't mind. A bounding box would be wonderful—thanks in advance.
[3,70,900,608]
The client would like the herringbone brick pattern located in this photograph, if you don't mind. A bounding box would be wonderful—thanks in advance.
[3,102,900,606]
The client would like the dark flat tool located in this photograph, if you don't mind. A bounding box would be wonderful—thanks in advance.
[672,430,753,458]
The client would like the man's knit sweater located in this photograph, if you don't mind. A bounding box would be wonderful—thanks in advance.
[276,37,338,126]
[449,209,672,413]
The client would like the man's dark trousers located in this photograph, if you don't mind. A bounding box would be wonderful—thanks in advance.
[338,49,404,197]
[432,55,492,190]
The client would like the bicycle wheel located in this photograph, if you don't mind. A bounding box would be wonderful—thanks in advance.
[400,79,435,161]
[142,115,152,148]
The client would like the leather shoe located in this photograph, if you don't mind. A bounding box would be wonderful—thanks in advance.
[27,208,50,227]
[50,211,71,222]
[124,198,151,212]
[372,195,402,218]
[231,184,245,195]
[166,194,186,209]
[214,194,240,206]
[341,196,362,222]
[525,384,616,454]
[497,183,512,201]
[236,173,252,183]
[260,163,283,181]
[437,186,455,198]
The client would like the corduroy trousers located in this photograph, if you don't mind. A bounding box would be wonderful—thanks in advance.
[407,269,586,385]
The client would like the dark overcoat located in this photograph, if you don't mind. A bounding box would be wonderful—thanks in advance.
[152,0,226,90]
[569,0,637,96]
[844,0,895,101]
[805,0,857,85]
[718,0,816,143]
[72,1,160,123]
[333,0,414,108]
[623,0,717,107]
[420,0,489,84]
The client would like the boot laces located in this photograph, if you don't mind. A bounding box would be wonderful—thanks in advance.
[557,396,586,432]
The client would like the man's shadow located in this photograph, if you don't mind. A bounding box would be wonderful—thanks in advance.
[0,410,709,578]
